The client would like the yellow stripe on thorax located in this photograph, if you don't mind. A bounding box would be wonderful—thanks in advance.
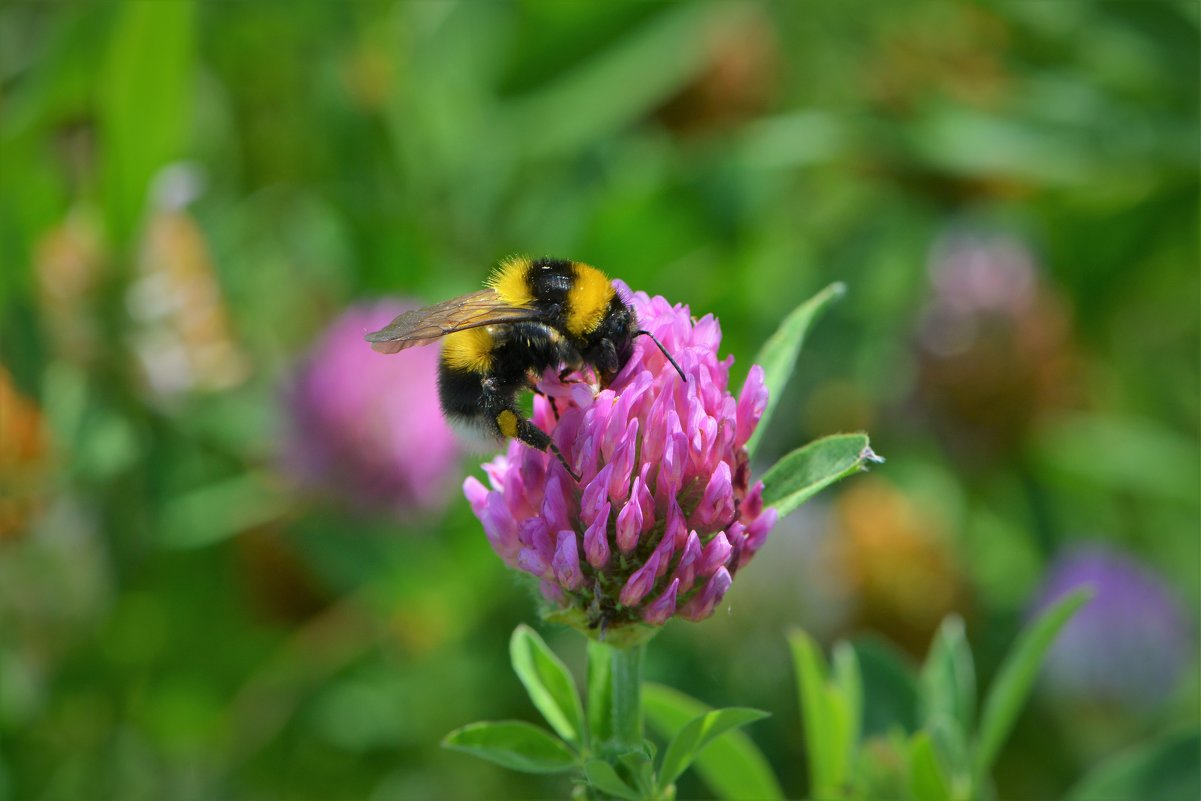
[442,327,494,374]
[486,255,535,307]
[566,263,614,336]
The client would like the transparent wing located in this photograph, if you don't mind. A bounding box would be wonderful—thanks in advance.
[364,289,540,354]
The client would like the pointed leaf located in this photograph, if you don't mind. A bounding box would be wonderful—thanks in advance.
[762,434,883,518]
[99,0,196,242]
[832,641,864,752]
[584,760,642,801]
[510,625,585,747]
[919,615,976,737]
[443,721,577,774]
[909,732,952,801]
[657,707,770,791]
[1062,728,1201,801]
[644,683,784,801]
[789,629,837,797]
[926,717,972,801]
[746,282,846,456]
[618,749,656,797]
[824,683,854,789]
[974,589,1091,780]
[853,636,920,737]
[505,4,724,155]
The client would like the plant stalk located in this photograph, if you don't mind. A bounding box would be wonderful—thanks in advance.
[610,642,644,751]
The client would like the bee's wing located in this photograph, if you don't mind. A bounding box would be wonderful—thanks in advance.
[364,289,540,354]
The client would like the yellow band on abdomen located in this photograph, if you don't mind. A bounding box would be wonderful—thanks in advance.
[442,327,494,374]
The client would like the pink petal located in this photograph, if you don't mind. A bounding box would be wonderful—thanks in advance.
[584,503,611,569]
[552,530,584,590]
[642,578,680,625]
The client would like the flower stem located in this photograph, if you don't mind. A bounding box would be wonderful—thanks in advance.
[609,642,644,751]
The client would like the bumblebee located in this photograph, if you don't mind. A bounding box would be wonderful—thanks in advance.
[365,256,684,479]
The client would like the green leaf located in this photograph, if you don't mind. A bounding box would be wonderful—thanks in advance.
[587,639,614,745]
[973,589,1091,780]
[828,641,864,787]
[1062,728,1201,801]
[584,760,642,801]
[823,683,855,791]
[657,707,770,793]
[505,4,724,156]
[618,749,655,797]
[99,0,196,242]
[160,473,288,549]
[442,721,577,774]
[853,636,919,737]
[908,732,952,801]
[746,281,846,457]
[926,718,972,801]
[762,433,883,519]
[644,684,784,801]
[832,642,864,753]
[919,616,976,737]
[789,629,839,798]
[510,625,585,747]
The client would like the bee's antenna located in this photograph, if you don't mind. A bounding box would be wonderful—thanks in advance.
[634,330,687,382]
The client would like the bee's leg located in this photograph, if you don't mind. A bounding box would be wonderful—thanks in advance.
[493,406,580,482]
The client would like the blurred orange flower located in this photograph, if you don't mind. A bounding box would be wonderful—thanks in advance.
[0,366,51,540]
[828,478,968,654]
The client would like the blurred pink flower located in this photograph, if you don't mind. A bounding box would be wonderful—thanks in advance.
[464,283,775,636]
[283,301,458,518]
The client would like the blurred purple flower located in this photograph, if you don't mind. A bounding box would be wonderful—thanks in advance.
[464,283,776,637]
[283,301,458,518]
[914,230,1076,466]
[1031,545,1194,708]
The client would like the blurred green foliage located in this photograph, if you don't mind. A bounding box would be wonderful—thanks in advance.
[0,1,1197,799]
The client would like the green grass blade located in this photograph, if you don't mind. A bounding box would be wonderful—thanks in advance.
[973,589,1091,780]
[99,0,196,242]
[789,629,836,797]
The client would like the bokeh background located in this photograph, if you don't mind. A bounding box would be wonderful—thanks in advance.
[1,2,1197,799]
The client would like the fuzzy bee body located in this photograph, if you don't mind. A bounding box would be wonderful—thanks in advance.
[366,256,677,479]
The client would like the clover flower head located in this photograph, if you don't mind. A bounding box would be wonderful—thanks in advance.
[1030,545,1194,708]
[284,301,458,518]
[464,282,775,637]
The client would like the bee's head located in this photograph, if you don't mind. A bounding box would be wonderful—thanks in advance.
[583,297,636,382]
[584,297,686,385]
